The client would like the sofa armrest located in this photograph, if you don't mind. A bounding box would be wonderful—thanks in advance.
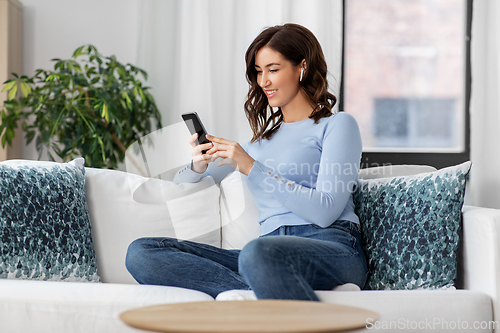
[461,205,500,324]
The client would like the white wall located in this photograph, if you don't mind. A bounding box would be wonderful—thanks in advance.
[20,0,140,159]
[468,0,500,209]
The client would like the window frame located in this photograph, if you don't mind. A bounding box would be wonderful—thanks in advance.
[340,0,472,170]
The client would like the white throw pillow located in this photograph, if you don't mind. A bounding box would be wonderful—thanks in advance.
[359,164,437,180]
[84,168,221,284]
[219,172,261,250]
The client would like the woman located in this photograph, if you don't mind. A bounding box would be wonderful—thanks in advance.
[126,23,368,301]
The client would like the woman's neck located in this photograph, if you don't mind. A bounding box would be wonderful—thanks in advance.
[281,90,315,123]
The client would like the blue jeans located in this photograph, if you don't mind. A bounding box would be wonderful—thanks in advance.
[125,220,368,301]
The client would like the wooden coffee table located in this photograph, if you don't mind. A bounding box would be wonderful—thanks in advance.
[120,300,378,333]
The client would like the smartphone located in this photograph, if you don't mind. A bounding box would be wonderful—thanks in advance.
[181,112,211,153]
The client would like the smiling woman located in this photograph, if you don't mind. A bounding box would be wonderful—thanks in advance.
[245,24,337,141]
[126,23,368,302]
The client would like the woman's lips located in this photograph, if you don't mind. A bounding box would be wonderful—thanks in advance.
[265,89,277,98]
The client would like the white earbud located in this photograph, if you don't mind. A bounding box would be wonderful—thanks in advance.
[300,68,304,82]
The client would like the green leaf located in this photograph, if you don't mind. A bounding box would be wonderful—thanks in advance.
[20,82,32,97]
[2,80,16,92]
[102,103,110,122]
[96,134,106,162]
[139,88,146,101]
[5,127,15,145]
[26,130,36,144]
[122,91,132,110]
[8,84,18,100]
[72,46,85,59]
[1,132,6,147]
[118,67,127,78]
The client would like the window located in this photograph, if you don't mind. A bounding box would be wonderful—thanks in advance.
[373,98,457,148]
[342,0,472,169]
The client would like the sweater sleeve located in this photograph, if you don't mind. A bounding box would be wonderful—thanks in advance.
[172,162,208,184]
[246,113,362,227]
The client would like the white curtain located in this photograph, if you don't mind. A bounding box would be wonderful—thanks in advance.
[135,0,343,145]
[468,0,500,209]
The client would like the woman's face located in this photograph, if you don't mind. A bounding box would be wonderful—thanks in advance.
[254,46,302,110]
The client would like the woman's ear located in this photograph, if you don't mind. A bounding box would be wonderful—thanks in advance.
[299,59,307,82]
[301,59,307,71]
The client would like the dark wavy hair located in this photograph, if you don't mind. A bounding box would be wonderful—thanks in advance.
[244,23,337,142]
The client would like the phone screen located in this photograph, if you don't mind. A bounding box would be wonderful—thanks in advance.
[182,112,210,152]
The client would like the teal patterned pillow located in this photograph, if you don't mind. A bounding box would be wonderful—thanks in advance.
[354,161,471,290]
[0,158,100,282]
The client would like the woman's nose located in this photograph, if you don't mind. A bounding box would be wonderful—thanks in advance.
[259,73,270,87]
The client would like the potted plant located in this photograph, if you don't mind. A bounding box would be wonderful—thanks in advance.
[0,45,162,169]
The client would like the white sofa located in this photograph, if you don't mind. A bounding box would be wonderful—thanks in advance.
[0,162,499,333]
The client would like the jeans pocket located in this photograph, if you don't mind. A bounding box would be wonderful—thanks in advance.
[328,220,357,251]
[331,219,351,231]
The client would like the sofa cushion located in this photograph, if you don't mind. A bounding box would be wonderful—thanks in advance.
[216,289,492,333]
[0,158,100,282]
[0,279,213,333]
[84,167,221,284]
[219,171,261,250]
[317,290,492,333]
[359,164,437,179]
[354,161,471,290]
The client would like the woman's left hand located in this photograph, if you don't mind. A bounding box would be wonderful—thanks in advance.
[205,134,255,176]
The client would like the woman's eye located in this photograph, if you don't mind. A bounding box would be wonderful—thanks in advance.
[270,69,278,73]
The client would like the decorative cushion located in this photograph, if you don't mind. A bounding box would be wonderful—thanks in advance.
[359,164,437,180]
[219,171,261,250]
[84,168,221,284]
[354,161,471,290]
[0,158,100,282]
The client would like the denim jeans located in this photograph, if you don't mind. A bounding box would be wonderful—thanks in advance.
[125,220,368,301]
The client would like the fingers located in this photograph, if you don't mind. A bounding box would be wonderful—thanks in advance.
[206,134,232,145]
[188,133,198,147]
[209,149,233,163]
[193,153,211,163]
[189,133,213,149]
[189,133,213,155]
[191,142,214,158]
[206,143,229,155]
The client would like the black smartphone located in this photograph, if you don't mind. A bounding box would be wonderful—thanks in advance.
[181,112,211,153]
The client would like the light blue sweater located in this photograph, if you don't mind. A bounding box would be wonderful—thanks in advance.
[174,112,362,235]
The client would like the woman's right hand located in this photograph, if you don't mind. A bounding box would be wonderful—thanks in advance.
[189,133,214,174]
